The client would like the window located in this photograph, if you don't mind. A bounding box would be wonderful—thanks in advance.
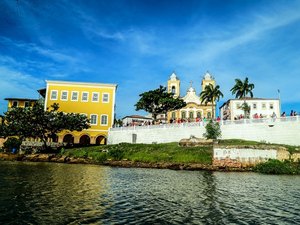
[102,93,109,103]
[171,86,176,94]
[189,111,194,119]
[236,103,241,109]
[101,115,108,125]
[82,92,89,102]
[12,101,18,107]
[253,103,257,109]
[171,112,176,119]
[24,101,30,108]
[61,91,68,101]
[181,111,186,119]
[270,103,274,110]
[207,112,212,119]
[262,103,266,109]
[197,112,202,118]
[92,92,99,102]
[50,90,58,100]
[71,91,78,101]
[90,114,98,125]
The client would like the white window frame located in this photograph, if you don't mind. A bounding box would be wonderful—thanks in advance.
[90,114,98,125]
[12,101,18,107]
[50,90,58,100]
[102,93,110,103]
[262,103,266,109]
[71,91,79,101]
[92,92,100,102]
[101,114,108,125]
[81,92,89,102]
[269,103,274,110]
[60,90,68,101]
[253,103,257,109]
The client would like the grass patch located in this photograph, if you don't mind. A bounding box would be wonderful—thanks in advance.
[61,143,213,164]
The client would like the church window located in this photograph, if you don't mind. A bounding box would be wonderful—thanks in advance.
[171,86,176,94]
[189,112,194,119]
[181,111,186,119]
[197,112,202,118]
[207,112,211,119]
[171,112,176,119]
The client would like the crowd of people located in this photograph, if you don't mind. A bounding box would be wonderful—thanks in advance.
[117,110,299,128]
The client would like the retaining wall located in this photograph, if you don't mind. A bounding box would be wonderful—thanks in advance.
[108,118,300,146]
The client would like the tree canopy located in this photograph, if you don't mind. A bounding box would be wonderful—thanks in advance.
[200,84,223,119]
[3,102,90,150]
[230,77,255,99]
[135,85,186,120]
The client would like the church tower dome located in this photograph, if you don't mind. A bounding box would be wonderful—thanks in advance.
[201,71,215,91]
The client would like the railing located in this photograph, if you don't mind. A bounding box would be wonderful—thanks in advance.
[110,116,300,132]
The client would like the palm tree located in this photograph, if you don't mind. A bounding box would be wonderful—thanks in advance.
[200,84,223,119]
[230,77,255,118]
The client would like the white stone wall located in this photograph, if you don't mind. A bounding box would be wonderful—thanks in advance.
[214,148,277,160]
[108,117,300,146]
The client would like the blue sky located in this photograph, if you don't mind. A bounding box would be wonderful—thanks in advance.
[1,0,300,118]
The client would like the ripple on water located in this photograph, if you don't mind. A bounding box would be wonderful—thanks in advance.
[0,162,300,224]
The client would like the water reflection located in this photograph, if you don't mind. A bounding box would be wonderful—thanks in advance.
[0,162,299,225]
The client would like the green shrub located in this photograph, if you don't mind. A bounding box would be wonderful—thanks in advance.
[203,120,221,140]
[253,159,299,175]
[88,152,107,163]
[108,148,124,160]
[3,137,22,153]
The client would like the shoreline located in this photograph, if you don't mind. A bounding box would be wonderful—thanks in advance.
[0,152,252,172]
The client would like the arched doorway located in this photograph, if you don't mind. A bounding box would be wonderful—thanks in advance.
[80,135,90,145]
[63,134,74,144]
[96,135,107,145]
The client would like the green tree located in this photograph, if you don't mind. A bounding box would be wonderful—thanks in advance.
[3,102,90,150]
[135,85,186,121]
[230,77,255,118]
[200,84,223,119]
[203,120,221,140]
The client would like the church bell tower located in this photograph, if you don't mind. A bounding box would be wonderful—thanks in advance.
[167,72,180,98]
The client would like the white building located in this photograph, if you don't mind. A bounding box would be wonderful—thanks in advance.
[220,98,280,120]
[122,115,153,126]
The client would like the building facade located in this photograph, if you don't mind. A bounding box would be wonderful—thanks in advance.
[220,98,280,120]
[4,98,37,110]
[122,115,153,126]
[43,80,117,145]
[167,71,216,122]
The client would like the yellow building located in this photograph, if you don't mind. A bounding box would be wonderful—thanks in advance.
[43,80,117,145]
[167,71,216,122]
[4,98,37,110]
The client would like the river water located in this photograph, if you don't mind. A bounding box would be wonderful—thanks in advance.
[0,161,299,225]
